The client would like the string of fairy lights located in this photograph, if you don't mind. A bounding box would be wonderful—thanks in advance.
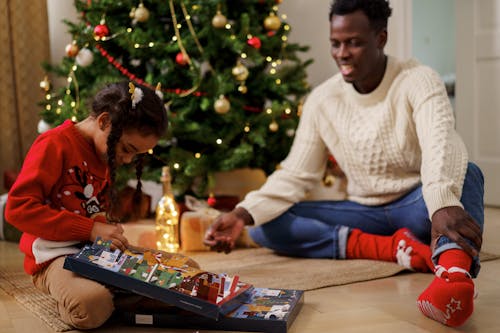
[40,0,305,180]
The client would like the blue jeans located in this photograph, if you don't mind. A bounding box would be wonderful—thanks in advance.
[249,162,484,277]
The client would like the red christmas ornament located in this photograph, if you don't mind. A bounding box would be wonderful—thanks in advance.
[93,24,110,39]
[328,154,337,166]
[247,36,262,49]
[175,52,189,66]
[207,194,217,207]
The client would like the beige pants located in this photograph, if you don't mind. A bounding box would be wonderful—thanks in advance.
[32,256,176,329]
[33,256,115,330]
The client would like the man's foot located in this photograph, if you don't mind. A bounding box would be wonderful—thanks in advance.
[392,228,434,272]
[346,228,433,272]
[417,265,474,327]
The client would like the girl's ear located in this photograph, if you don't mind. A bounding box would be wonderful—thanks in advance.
[96,112,111,131]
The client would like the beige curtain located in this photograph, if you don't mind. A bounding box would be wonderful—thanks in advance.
[0,0,50,191]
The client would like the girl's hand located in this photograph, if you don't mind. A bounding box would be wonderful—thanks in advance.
[90,221,129,252]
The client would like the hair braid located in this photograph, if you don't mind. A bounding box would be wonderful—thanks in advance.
[133,154,144,217]
[105,112,125,222]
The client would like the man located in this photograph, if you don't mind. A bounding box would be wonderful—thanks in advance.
[204,0,484,327]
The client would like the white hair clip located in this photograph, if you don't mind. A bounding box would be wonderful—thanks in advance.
[128,82,144,108]
[155,82,164,99]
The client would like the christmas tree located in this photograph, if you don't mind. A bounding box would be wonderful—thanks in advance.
[39,0,312,198]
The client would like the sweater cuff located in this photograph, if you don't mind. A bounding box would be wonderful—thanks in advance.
[233,206,254,225]
[71,215,95,239]
[425,187,463,220]
[236,202,262,225]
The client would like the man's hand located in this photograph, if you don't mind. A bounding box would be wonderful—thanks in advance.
[203,207,252,254]
[90,221,129,252]
[431,206,482,258]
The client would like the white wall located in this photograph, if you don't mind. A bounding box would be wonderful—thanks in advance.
[46,0,77,65]
[278,0,336,87]
[412,0,455,77]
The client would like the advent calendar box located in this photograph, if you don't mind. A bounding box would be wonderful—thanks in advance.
[63,238,252,320]
[121,287,304,333]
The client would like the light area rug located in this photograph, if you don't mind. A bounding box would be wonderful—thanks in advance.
[188,247,408,290]
[0,249,498,332]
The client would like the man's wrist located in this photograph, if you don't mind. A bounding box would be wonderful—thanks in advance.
[233,207,254,225]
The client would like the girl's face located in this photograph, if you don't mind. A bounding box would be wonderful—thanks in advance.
[114,130,159,165]
[94,113,159,165]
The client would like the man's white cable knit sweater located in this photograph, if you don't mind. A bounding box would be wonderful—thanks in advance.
[239,56,468,225]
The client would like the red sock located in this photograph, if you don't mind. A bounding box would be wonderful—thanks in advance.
[346,228,434,272]
[417,249,474,327]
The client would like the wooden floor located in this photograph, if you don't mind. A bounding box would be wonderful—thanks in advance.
[1,207,499,333]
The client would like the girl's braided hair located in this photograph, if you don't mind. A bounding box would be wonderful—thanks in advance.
[90,81,167,221]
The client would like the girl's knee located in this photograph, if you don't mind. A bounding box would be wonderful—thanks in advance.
[59,284,114,329]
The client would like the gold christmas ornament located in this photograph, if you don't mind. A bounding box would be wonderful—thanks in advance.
[297,100,304,117]
[269,119,279,132]
[134,3,150,22]
[212,10,227,28]
[323,174,336,187]
[264,12,281,31]
[214,95,230,114]
[65,41,79,57]
[238,84,248,94]
[231,62,249,81]
[39,76,50,92]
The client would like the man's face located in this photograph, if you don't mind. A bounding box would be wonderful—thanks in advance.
[330,10,387,93]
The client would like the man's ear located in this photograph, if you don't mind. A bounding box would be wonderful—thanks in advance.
[377,29,388,49]
[96,112,111,131]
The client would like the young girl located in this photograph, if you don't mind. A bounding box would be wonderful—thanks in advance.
[5,81,168,329]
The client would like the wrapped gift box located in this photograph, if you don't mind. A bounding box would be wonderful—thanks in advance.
[180,211,215,252]
[122,219,157,249]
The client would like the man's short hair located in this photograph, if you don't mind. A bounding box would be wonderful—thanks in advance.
[329,0,392,31]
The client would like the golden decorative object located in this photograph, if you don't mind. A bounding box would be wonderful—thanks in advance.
[264,12,281,31]
[323,174,336,187]
[39,76,50,92]
[134,3,150,22]
[212,10,227,28]
[214,95,230,114]
[232,62,249,81]
[155,166,180,252]
[269,119,279,132]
